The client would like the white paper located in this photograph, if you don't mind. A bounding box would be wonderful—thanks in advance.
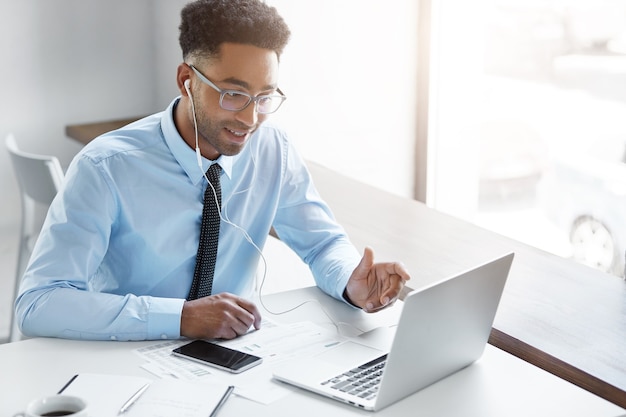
[133,320,346,404]
[61,373,228,417]
[126,380,227,417]
[135,340,213,381]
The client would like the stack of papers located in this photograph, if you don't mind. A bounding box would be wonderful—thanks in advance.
[133,320,345,405]
[59,320,350,415]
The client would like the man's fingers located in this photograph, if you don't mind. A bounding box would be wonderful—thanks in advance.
[181,293,262,340]
[354,246,375,278]
[236,296,263,329]
[385,261,411,282]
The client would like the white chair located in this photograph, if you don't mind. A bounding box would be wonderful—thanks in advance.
[5,134,64,342]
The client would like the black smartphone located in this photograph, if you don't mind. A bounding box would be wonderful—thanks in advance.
[172,340,263,373]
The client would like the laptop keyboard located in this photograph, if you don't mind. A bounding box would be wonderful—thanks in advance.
[321,354,387,400]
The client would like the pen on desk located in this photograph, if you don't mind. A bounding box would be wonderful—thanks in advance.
[209,385,235,417]
[57,374,78,394]
[118,382,150,415]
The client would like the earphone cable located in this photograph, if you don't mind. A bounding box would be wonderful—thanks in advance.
[187,91,356,335]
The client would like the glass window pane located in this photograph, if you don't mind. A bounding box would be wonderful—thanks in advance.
[431,0,626,278]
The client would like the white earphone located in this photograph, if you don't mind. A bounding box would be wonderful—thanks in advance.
[184,78,203,169]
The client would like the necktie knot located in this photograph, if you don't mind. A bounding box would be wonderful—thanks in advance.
[207,163,221,186]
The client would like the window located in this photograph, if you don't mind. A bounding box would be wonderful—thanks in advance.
[430,0,626,278]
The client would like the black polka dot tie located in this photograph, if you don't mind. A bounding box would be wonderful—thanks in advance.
[188,163,222,300]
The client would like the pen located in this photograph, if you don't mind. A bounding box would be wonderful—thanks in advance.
[57,374,78,394]
[209,385,235,417]
[118,383,150,415]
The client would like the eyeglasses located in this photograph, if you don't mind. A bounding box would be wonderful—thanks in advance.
[189,65,286,114]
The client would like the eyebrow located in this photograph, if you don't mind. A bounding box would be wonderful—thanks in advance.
[220,77,277,93]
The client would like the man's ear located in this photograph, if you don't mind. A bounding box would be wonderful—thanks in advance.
[176,63,193,97]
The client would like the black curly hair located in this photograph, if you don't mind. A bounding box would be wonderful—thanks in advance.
[179,0,291,63]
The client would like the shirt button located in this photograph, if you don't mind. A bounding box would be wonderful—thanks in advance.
[110,335,117,341]
[161,334,168,339]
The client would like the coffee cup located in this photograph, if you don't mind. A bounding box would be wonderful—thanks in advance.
[14,395,88,417]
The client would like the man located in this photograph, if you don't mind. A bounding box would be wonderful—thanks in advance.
[15,0,410,341]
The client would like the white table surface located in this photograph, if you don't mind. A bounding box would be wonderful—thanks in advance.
[1,287,624,417]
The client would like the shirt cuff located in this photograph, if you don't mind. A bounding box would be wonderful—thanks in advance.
[147,297,186,340]
[342,288,362,309]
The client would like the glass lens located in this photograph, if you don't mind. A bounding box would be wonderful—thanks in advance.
[257,96,284,114]
[221,92,251,111]
[219,90,285,114]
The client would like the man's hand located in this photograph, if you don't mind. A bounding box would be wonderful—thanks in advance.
[345,247,411,313]
[180,293,262,339]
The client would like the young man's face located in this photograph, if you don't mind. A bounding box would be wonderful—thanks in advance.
[188,42,280,159]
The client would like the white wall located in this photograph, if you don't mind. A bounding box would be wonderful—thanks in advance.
[0,1,173,231]
[0,0,419,233]
[152,0,190,106]
[268,0,419,197]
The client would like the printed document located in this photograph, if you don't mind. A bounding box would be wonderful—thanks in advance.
[133,320,347,404]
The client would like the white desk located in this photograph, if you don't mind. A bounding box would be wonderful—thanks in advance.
[1,287,624,417]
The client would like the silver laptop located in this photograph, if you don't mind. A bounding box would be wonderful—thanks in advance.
[272,252,514,411]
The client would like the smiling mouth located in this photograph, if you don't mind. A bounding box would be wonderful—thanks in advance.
[226,127,249,137]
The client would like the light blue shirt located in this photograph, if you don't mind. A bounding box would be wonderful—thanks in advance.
[16,98,360,341]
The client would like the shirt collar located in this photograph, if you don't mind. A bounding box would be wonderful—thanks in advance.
[160,97,235,185]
